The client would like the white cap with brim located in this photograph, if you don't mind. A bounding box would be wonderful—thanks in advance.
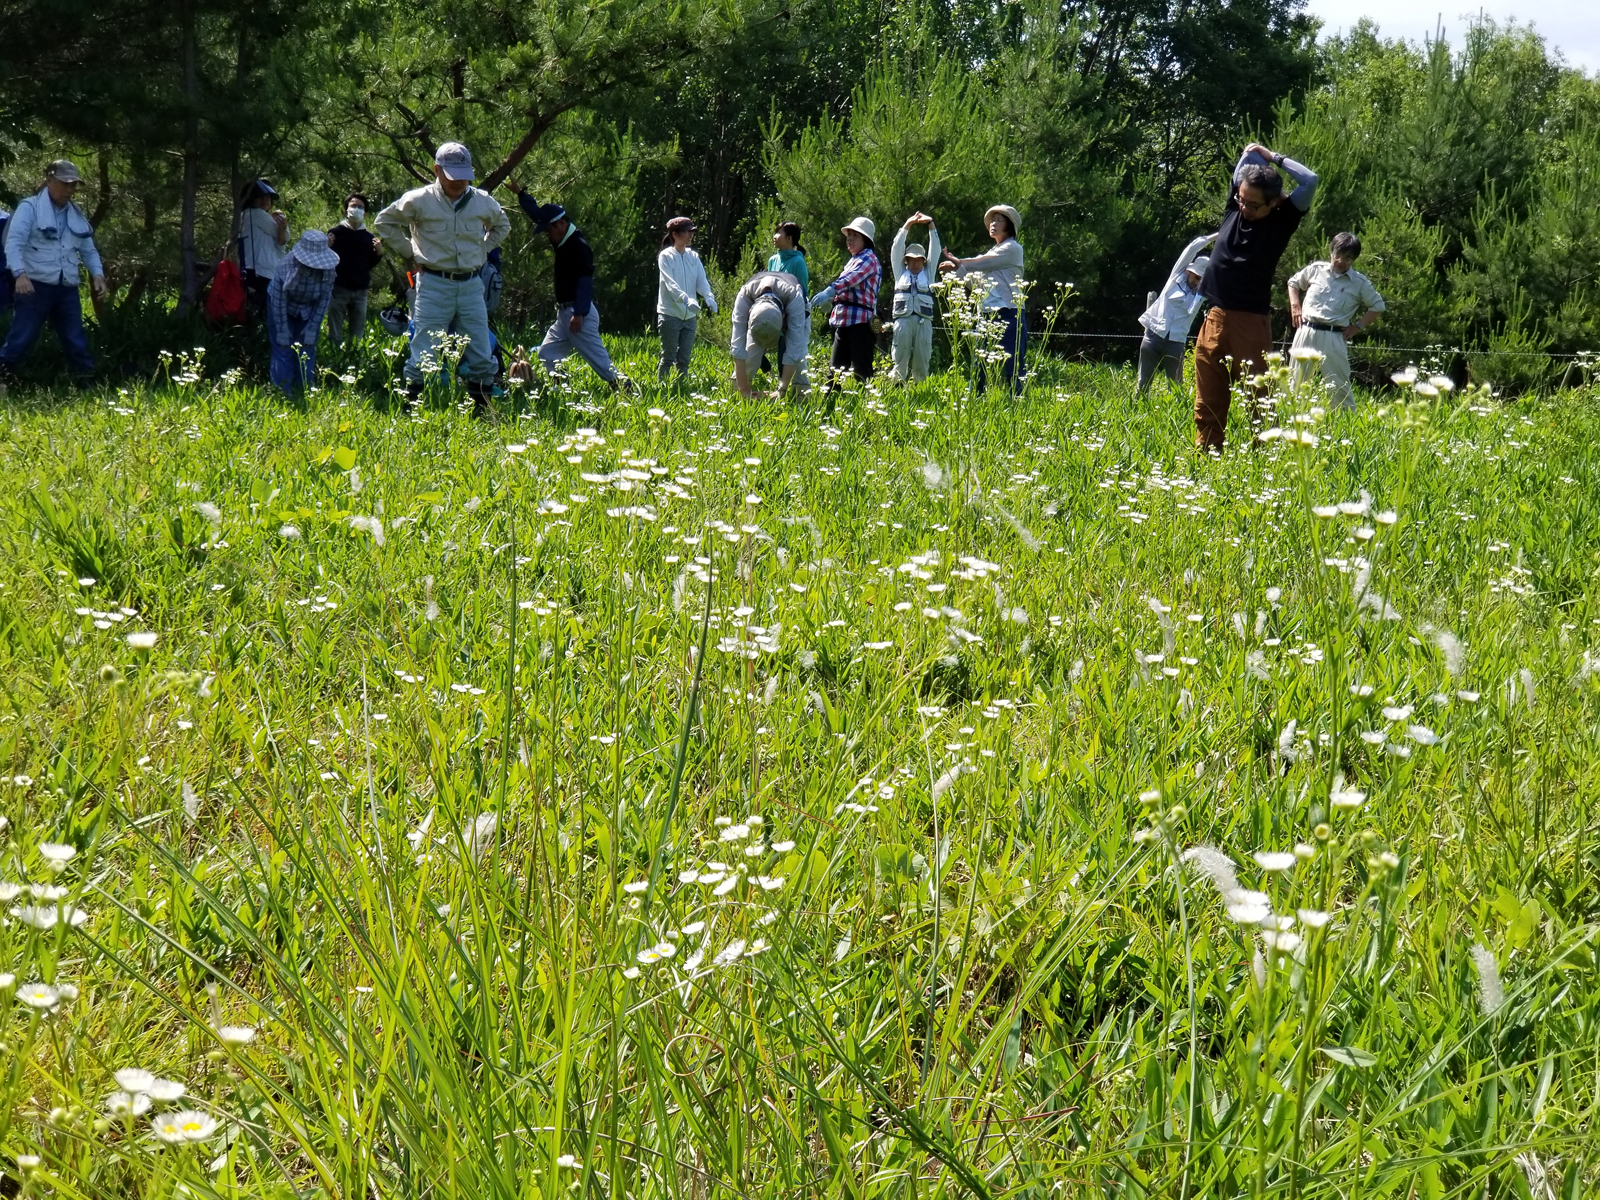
[745,297,784,356]
[905,244,927,260]
[290,229,341,271]
[1187,256,1211,278]
[434,142,475,181]
[842,216,876,244]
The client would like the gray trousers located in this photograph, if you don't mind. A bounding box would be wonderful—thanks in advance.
[658,313,697,380]
[1137,331,1185,393]
[326,286,369,345]
[890,314,933,382]
[538,305,619,384]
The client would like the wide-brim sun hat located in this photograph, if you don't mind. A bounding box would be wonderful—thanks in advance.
[984,205,1021,235]
[841,216,876,244]
[1188,255,1212,278]
[291,230,341,271]
[746,297,784,355]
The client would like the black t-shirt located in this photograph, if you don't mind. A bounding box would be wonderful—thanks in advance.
[1199,181,1306,315]
[326,224,381,291]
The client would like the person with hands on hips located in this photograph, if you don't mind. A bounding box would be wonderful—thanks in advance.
[1286,231,1384,409]
[503,177,627,392]
[0,159,108,384]
[888,212,940,383]
[656,215,717,384]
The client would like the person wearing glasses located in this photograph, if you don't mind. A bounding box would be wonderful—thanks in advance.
[0,160,107,384]
[1192,141,1318,451]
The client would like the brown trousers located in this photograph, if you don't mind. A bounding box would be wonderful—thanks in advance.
[1193,308,1272,450]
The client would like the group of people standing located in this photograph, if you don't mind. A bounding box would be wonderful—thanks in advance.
[0,138,1386,448]
[1135,141,1386,449]
[655,204,1029,396]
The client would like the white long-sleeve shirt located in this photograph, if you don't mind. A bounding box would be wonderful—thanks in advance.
[6,189,103,286]
[657,245,716,320]
[238,206,286,277]
[890,224,941,318]
[1138,234,1216,341]
[954,237,1024,309]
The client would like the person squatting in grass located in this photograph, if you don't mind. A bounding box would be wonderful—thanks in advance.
[1192,141,1318,451]
[940,204,1026,393]
[1287,232,1385,409]
[887,212,941,383]
[372,142,510,418]
[325,193,383,346]
[656,216,717,384]
[1136,233,1215,395]
[265,230,339,394]
[507,179,628,392]
[236,178,288,317]
[0,160,108,385]
[730,268,811,400]
[811,216,882,391]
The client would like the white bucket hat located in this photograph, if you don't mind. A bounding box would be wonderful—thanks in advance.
[290,229,341,271]
[904,243,927,260]
[841,216,876,245]
[984,205,1021,236]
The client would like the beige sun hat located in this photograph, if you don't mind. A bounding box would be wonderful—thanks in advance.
[841,216,876,244]
[984,205,1021,236]
[905,243,927,260]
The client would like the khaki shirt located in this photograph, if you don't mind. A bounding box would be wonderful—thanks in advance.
[1288,260,1385,326]
[372,182,510,273]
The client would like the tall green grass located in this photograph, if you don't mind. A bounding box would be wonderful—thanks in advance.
[0,334,1597,1198]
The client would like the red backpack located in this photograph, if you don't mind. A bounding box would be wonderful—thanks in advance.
[205,258,249,325]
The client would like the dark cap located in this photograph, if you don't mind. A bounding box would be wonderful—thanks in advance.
[666,216,696,234]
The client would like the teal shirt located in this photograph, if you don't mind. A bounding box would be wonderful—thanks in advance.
[767,247,809,297]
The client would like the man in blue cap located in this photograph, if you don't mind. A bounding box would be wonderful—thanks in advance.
[373,142,511,416]
[504,179,625,390]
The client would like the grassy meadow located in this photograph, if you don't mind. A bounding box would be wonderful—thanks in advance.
[1,333,1598,1199]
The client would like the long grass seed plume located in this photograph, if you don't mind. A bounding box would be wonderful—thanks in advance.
[1146,595,1175,655]
[1180,846,1240,897]
[1424,624,1466,676]
[1470,943,1505,1017]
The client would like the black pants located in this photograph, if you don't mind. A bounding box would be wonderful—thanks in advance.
[242,271,270,318]
[829,321,875,384]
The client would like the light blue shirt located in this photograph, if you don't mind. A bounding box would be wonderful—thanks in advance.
[5,188,103,286]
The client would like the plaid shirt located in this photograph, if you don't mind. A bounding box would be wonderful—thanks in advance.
[266,258,335,348]
[826,249,880,328]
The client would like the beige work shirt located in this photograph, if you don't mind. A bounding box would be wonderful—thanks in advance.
[1288,260,1385,326]
[372,182,510,273]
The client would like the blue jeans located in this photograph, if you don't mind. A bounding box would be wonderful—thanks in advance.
[538,305,619,384]
[0,280,94,377]
[268,314,320,393]
[406,271,495,384]
[978,307,1026,393]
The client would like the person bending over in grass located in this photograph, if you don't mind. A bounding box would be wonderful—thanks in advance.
[731,269,810,399]
[1136,233,1215,395]
[1287,232,1385,410]
[505,179,629,393]
[265,231,339,395]
[1192,141,1318,451]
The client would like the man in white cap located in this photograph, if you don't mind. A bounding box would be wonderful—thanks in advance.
[730,269,810,398]
[888,212,940,383]
[266,230,340,394]
[372,142,511,415]
[1136,232,1216,395]
[0,160,107,384]
[810,215,881,391]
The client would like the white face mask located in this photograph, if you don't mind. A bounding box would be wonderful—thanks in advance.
[346,207,365,226]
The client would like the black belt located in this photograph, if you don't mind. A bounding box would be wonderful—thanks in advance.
[420,265,482,282]
[1305,319,1345,332]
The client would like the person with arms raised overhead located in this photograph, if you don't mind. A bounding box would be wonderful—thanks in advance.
[1192,141,1318,451]
[505,179,628,392]
[888,212,940,383]
[1136,232,1215,395]
[0,160,107,386]
[372,143,510,417]
[325,192,383,345]
[1286,232,1384,410]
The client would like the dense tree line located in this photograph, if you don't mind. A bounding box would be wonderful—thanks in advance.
[3,0,1595,381]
